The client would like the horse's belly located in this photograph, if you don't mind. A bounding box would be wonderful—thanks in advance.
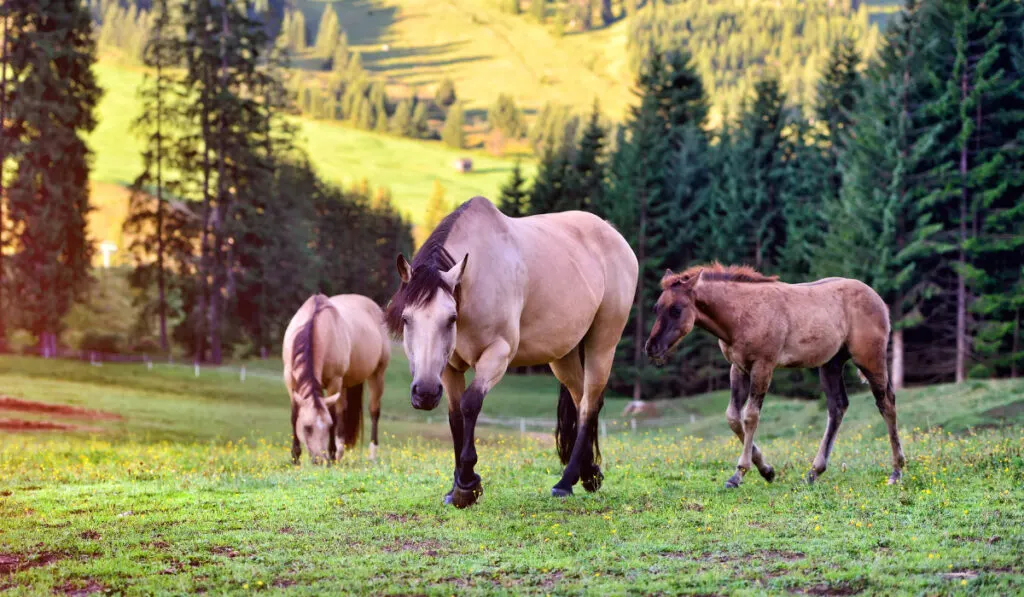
[778,337,844,368]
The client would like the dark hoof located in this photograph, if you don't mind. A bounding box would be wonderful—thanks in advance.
[581,468,604,493]
[887,471,902,485]
[450,483,483,509]
[551,486,573,498]
[724,474,742,489]
[759,466,776,483]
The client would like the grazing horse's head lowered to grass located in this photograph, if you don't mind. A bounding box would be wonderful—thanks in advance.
[288,299,340,464]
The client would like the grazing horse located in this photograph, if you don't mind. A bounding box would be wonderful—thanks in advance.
[386,196,638,508]
[644,263,905,488]
[282,294,390,464]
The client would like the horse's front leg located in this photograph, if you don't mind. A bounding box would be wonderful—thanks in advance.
[451,341,511,509]
[725,364,774,484]
[290,402,301,465]
[726,362,773,489]
[441,365,466,505]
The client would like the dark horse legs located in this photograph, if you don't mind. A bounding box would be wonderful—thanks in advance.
[725,364,775,486]
[441,365,468,505]
[807,353,850,483]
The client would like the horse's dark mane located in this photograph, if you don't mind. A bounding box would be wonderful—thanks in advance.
[293,294,332,408]
[664,262,779,287]
[385,198,475,337]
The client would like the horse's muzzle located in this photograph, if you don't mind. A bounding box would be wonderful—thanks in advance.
[411,382,443,410]
[644,339,668,367]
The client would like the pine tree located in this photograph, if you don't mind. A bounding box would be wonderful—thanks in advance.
[815,3,943,389]
[566,98,607,211]
[488,93,526,138]
[391,98,413,136]
[441,101,465,149]
[315,3,340,57]
[815,37,862,200]
[6,1,102,353]
[498,161,529,217]
[410,100,431,139]
[597,47,709,399]
[531,0,546,23]
[0,4,22,351]
[423,180,451,238]
[435,77,457,109]
[528,140,570,215]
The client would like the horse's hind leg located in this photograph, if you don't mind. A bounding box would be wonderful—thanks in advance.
[367,365,386,460]
[549,346,588,496]
[854,359,906,484]
[726,364,774,483]
[807,354,850,484]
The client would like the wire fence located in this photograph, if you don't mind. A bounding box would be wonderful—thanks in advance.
[30,349,705,436]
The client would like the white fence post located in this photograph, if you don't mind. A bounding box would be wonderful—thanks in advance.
[630,418,637,433]
[519,418,526,435]
[600,420,607,439]
[194,362,200,377]
[240,366,246,383]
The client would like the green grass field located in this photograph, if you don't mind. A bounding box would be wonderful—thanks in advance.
[85,60,527,254]
[1,354,1022,595]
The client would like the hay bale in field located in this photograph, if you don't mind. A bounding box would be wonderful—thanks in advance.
[453,157,473,173]
[622,400,659,418]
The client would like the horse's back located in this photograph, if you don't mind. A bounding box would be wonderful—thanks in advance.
[328,294,390,380]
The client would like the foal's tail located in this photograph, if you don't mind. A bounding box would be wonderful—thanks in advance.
[555,344,601,467]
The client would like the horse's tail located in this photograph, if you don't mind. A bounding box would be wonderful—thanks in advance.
[555,343,599,467]
[340,383,364,448]
[293,294,331,407]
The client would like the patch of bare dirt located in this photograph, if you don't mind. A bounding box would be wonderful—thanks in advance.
[148,540,171,550]
[210,546,239,558]
[78,531,100,541]
[0,396,121,420]
[798,581,864,596]
[383,539,445,557]
[0,418,100,433]
[272,579,296,588]
[54,579,106,596]
[0,551,68,575]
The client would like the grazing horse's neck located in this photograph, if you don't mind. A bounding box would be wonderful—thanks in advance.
[693,283,735,345]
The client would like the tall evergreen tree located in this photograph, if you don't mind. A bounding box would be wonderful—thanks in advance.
[6,1,102,354]
[441,101,465,149]
[565,99,607,212]
[814,36,861,198]
[498,161,529,217]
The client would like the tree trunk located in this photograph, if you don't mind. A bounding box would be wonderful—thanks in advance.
[155,22,168,353]
[1012,309,1020,379]
[195,12,214,363]
[955,69,969,384]
[600,0,613,25]
[891,328,904,390]
[208,6,230,365]
[632,189,646,402]
[0,13,9,353]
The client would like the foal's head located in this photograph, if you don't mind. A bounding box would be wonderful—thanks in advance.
[292,393,339,464]
[388,252,468,410]
[645,268,703,366]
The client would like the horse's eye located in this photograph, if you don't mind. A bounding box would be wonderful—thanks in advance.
[447,315,457,327]
[668,305,682,319]
[304,425,313,436]
[401,315,410,326]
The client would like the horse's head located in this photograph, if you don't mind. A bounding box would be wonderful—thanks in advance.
[645,268,703,366]
[392,252,468,410]
[292,393,339,464]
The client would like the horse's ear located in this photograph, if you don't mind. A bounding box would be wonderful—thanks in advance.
[323,392,341,408]
[396,254,412,283]
[688,268,704,287]
[663,268,674,280]
[441,253,469,290]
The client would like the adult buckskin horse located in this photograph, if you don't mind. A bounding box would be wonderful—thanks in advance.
[386,197,638,508]
[283,294,390,464]
[644,263,906,488]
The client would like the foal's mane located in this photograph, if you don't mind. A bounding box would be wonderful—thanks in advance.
[384,198,475,337]
[293,294,332,409]
[663,262,779,288]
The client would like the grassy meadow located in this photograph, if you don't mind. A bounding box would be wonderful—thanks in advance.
[85,60,527,261]
[1,353,1022,595]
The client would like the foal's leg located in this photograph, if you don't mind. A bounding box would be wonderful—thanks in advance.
[807,355,850,483]
[726,362,773,489]
[367,364,386,461]
[452,340,512,508]
[553,337,614,497]
[855,362,906,484]
[725,364,774,483]
[441,365,466,506]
